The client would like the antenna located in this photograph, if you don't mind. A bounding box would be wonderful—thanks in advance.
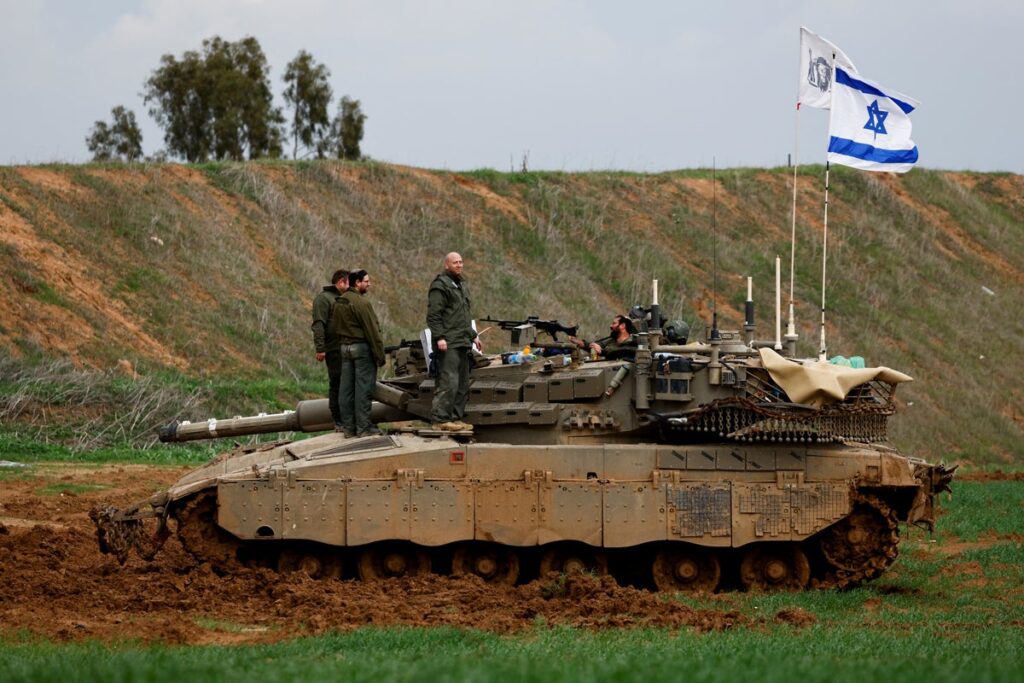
[711,157,720,341]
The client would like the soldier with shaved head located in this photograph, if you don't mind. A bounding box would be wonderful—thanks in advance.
[426,252,478,431]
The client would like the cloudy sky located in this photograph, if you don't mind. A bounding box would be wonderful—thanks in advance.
[1,0,1020,172]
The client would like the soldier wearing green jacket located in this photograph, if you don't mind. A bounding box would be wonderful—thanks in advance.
[311,269,348,430]
[427,252,478,430]
[330,270,385,437]
[569,314,637,361]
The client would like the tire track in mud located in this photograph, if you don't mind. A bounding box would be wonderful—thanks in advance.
[0,464,769,644]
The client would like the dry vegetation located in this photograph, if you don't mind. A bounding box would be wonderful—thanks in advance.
[0,162,1021,464]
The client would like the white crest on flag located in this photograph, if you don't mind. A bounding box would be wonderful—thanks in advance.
[827,67,920,173]
[799,27,857,110]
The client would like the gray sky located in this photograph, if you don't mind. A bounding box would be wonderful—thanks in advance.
[1,0,1020,172]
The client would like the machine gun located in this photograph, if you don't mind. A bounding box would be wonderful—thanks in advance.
[384,338,423,354]
[480,316,579,346]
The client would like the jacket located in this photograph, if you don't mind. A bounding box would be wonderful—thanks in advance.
[311,285,345,353]
[330,289,386,366]
[426,272,474,349]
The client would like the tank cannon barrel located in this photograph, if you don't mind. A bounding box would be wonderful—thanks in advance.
[158,383,418,443]
[158,399,332,443]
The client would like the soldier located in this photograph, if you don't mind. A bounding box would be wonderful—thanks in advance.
[569,314,637,360]
[427,252,478,431]
[331,269,386,437]
[311,269,348,431]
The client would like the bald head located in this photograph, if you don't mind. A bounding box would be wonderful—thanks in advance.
[444,252,464,278]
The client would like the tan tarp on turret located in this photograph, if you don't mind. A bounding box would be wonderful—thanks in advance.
[757,348,912,408]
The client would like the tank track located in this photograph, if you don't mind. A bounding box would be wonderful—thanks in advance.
[811,492,900,590]
[168,489,902,592]
[173,490,244,572]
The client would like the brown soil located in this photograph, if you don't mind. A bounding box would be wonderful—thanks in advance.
[0,464,762,645]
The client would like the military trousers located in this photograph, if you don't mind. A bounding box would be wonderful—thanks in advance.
[325,349,342,426]
[431,346,471,423]
[339,342,377,435]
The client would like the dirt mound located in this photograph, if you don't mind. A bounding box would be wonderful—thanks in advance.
[0,521,745,644]
[0,464,762,645]
[773,607,817,627]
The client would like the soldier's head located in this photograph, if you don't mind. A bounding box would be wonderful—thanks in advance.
[331,269,349,290]
[610,315,634,337]
[349,269,370,293]
[444,252,464,278]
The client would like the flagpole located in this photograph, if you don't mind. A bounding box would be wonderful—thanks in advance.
[818,53,836,362]
[787,27,804,353]
[788,101,800,348]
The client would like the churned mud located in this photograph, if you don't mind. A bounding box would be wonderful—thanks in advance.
[0,464,760,645]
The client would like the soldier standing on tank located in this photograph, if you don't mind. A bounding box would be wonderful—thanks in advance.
[427,252,479,431]
[331,270,386,437]
[311,269,349,431]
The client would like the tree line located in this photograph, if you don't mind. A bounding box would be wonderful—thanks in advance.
[86,35,366,163]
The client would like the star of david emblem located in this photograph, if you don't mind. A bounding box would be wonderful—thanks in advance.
[863,99,888,136]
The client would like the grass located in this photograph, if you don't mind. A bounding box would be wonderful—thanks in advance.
[0,431,218,466]
[33,482,109,496]
[1,621,1022,683]
[0,355,322,452]
[931,480,1024,540]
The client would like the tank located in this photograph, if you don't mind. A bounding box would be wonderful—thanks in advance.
[92,305,955,592]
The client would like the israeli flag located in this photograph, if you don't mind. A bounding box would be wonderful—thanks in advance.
[827,67,920,173]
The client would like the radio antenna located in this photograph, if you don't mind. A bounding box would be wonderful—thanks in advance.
[711,157,721,341]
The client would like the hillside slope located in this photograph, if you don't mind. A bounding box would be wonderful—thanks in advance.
[0,162,1021,464]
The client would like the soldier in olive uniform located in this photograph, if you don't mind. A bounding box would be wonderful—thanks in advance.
[330,270,386,437]
[427,252,478,431]
[311,269,348,430]
[569,314,637,360]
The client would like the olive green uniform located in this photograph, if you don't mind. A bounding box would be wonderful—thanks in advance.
[426,272,474,423]
[311,285,345,426]
[601,335,637,361]
[330,289,385,435]
[587,334,637,361]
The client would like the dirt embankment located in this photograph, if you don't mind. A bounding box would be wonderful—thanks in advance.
[0,464,776,645]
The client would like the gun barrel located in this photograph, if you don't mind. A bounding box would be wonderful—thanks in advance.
[158,382,422,443]
[158,400,332,442]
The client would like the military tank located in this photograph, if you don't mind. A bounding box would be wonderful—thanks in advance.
[93,295,954,592]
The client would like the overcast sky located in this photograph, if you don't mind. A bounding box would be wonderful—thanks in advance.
[1,0,1020,172]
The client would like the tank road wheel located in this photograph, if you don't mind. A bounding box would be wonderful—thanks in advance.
[539,543,608,576]
[818,494,900,588]
[277,545,344,580]
[652,544,721,594]
[451,543,520,585]
[173,491,242,572]
[357,542,432,580]
[739,544,811,592]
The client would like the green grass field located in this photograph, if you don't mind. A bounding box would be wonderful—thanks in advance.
[1,476,1021,683]
[3,622,1022,683]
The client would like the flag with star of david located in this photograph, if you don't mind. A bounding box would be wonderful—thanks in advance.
[798,27,857,109]
[827,67,920,173]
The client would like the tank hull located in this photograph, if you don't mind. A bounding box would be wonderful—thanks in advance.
[99,430,949,592]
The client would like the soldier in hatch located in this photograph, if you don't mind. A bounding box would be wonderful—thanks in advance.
[569,314,637,360]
